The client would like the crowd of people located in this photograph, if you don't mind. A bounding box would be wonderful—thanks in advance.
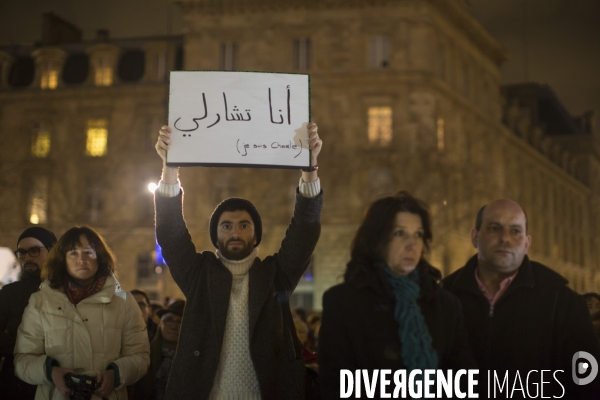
[0,225,190,400]
[0,122,599,399]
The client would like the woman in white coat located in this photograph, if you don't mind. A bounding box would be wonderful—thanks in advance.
[14,226,150,400]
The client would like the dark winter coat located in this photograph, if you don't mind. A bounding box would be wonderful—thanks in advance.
[319,265,477,399]
[0,277,40,400]
[154,189,323,400]
[443,255,600,399]
[128,327,165,400]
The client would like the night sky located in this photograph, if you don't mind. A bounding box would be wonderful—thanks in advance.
[1,0,599,122]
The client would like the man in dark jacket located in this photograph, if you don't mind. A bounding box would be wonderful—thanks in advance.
[129,300,185,400]
[131,289,159,341]
[443,199,600,399]
[0,227,57,400]
[153,123,323,400]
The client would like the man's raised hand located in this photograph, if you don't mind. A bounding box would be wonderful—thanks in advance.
[307,122,322,164]
[155,126,172,164]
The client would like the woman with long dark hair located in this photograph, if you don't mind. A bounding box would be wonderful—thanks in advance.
[319,191,475,399]
[14,226,150,400]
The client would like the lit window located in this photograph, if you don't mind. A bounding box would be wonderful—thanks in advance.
[137,251,155,281]
[369,36,390,68]
[220,42,237,71]
[86,119,108,156]
[437,118,445,151]
[290,259,315,309]
[29,176,48,224]
[156,53,166,82]
[293,38,311,70]
[95,57,113,86]
[32,130,51,158]
[40,61,58,90]
[368,107,392,146]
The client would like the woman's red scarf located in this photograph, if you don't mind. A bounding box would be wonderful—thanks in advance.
[64,276,107,305]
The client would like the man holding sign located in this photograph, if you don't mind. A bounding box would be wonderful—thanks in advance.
[153,122,322,399]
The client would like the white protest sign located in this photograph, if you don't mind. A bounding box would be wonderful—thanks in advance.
[167,71,310,168]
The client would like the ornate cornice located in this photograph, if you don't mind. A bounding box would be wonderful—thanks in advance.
[174,0,394,13]
[174,0,508,65]
[428,0,508,65]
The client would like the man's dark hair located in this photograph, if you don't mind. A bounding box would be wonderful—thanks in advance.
[474,204,529,233]
[131,289,150,305]
[294,307,308,323]
[43,226,116,289]
[474,206,486,231]
[17,226,57,250]
[150,303,164,313]
[307,313,321,326]
[209,197,262,248]
[345,191,440,290]
[584,293,600,322]
[583,292,600,303]
[157,299,186,319]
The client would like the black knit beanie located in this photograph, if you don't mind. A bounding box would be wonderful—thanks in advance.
[209,198,262,248]
[17,227,58,250]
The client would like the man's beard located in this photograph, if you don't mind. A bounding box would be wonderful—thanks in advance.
[19,264,41,281]
[217,238,255,261]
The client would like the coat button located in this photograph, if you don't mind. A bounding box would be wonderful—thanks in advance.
[193,351,200,357]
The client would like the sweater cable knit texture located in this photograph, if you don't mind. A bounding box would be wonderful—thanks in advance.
[208,248,261,400]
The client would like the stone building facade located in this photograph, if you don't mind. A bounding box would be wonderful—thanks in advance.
[0,15,184,299]
[1,2,598,307]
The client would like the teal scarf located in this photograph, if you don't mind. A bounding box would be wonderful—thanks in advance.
[378,263,438,373]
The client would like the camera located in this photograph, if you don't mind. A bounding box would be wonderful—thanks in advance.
[64,373,99,400]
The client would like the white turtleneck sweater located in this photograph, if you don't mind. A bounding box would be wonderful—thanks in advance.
[156,177,320,400]
[209,248,261,400]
